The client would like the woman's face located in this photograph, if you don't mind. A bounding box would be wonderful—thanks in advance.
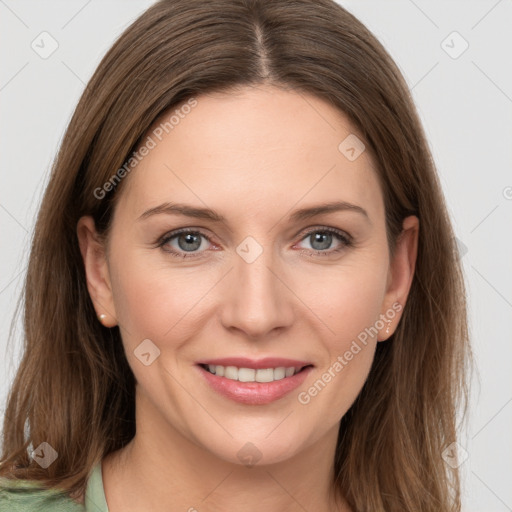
[78,84,417,466]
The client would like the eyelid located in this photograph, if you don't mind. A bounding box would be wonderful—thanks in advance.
[295,225,353,244]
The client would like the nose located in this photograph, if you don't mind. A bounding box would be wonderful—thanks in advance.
[219,239,295,340]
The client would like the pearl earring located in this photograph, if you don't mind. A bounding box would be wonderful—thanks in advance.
[98,314,107,323]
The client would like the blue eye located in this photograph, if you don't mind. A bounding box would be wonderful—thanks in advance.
[296,227,352,255]
[157,227,352,259]
[158,229,211,258]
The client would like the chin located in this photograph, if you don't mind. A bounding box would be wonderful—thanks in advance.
[194,429,309,468]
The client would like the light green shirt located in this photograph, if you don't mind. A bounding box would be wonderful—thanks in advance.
[0,461,108,511]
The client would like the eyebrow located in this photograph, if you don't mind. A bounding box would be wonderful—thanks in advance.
[137,200,370,224]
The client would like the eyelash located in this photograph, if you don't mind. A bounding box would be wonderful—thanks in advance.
[156,227,353,259]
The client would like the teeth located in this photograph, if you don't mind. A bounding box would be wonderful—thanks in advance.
[274,367,285,380]
[285,367,295,377]
[224,366,238,380]
[254,368,274,382]
[204,364,302,382]
[238,368,255,382]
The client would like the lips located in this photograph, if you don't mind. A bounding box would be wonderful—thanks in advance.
[195,357,314,405]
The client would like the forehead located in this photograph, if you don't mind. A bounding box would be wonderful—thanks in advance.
[116,85,384,225]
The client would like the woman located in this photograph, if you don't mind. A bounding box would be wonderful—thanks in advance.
[0,0,473,510]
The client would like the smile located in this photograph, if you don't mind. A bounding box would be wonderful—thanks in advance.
[196,360,314,405]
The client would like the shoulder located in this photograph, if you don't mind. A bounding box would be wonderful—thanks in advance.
[0,477,85,512]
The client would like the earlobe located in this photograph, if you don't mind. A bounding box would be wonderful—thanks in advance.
[378,215,419,341]
[76,216,118,327]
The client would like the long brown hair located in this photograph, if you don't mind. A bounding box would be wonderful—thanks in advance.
[0,1,473,510]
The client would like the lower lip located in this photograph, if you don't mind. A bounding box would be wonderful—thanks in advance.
[196,365,313,405]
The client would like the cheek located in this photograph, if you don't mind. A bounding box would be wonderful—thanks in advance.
[295,254,389,343]
[328,273,387,341]
[295,271,386,418]
[109,249,220,344]
[291,253,388,408]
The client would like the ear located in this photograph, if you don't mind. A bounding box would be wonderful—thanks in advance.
[76,216,118,327]
[378,215,419,341]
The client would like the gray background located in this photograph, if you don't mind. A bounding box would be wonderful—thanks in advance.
[1,1,511,510]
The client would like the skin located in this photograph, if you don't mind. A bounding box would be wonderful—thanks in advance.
[77,84,419,512]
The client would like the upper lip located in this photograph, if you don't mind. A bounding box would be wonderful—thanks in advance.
[196,357,313,370]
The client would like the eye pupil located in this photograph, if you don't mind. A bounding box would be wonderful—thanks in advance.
[311,232,332,251]
[178,233,202,251]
